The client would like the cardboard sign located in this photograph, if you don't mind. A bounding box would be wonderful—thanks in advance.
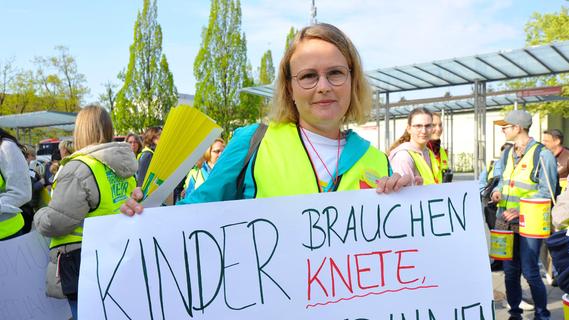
[79,181,494,319]
[0,231,71,319]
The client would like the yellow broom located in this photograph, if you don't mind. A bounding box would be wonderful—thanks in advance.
[141,105,222,207]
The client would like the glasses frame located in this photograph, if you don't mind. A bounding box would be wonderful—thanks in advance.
[410,123,434,131]
[291,66,351,90]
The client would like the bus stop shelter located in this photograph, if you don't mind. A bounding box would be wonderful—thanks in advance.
[0,111,77,143]
[241,40,569,175]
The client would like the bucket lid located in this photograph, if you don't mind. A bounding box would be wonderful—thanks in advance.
[490,229,514,235]
[520,198,550,204]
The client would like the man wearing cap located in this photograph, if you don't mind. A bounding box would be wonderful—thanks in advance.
[542,129,569,192]
[491,110,557,320]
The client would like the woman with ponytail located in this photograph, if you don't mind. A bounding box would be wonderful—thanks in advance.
[388,107,441,185]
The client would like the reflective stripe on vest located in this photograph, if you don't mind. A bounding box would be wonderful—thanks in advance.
[253,123,390,198]
[408,149,441,185]
[498,143,539,210]
[0,172,24,239]
[49,154,136,248]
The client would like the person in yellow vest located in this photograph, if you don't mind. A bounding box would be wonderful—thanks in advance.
[490,110,557,320]
[388,107,441,186]
[181,138,225,199]
[0,128,31,240]
[34,105,137,320]
[427,112,453,182]
[542,129,569,193]
[121,23,416,216]
[136,126,161,187]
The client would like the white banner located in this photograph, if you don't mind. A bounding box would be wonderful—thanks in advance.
[0,231,71,320]
[79,181,494,319]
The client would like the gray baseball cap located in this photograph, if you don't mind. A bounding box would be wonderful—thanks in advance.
[495,110,532,129]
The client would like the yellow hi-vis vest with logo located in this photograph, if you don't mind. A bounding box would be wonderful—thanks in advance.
[252,123,390,198]
[49,154,136,249]
[0,172,24,239]
[137,146,154,160]
[498,144,540,211]
[408,149,441,185]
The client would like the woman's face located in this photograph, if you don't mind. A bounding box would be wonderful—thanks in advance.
[209,141,225,165]
[407,114,433,148]
[127,136,139,153]
[289,39,351,138]
[431,115,443,140]
[153,132,161,146]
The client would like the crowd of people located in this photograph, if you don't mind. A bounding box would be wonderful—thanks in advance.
[0,22,568,320]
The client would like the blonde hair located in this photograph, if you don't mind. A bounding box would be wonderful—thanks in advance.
[196,138,225,167]
[73,104,113,151]
[59,140,75,155]
[271,23,372,125]
[387,107,433,153]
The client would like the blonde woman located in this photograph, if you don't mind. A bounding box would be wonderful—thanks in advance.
[123,23,413,216]
[182,138,225,198]
[34,104,137,319]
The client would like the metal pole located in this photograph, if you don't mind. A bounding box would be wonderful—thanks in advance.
[384,92,390,151]
[375,91,381,149]
[450,109,454,168]
[473,80,487,178]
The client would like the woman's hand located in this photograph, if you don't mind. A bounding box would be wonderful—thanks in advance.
[120,187,144,216]
[502,208,519,222]
[376,173,418,194]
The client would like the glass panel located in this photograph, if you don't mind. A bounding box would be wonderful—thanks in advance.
[414,63,471,84]
[455,57,504,80]
[478,54,528,78]
[502,50,549,74]
[529,45,569,72]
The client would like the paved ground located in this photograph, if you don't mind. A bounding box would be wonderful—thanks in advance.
[492,270,565,319]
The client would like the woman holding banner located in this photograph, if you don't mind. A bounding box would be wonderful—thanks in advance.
[0,128,31,240]
[122,23,415,215]
[34,105,137,320]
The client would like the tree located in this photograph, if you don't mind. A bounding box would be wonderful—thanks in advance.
[98,81,118,114]
[259,50,275,85]
[113,0,178,134]
[256,49,275,120]
[0,58,16,114]
[504,6,569,116]
[284,26,298,52]
[34,46,89,112]
[194,0,257,138]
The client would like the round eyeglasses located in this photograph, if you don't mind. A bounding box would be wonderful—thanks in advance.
[292,66,351,89]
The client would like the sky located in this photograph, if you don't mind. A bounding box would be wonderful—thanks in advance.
[1,0,567,103]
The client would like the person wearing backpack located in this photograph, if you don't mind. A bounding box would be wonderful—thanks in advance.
[0,129,32,240]
[490,110,557,320]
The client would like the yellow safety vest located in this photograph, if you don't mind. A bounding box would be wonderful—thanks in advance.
[439,146,449,172]
[498,144,540,210]
[183,166,206,191]
[50,154,136,249]
[487,161,496,182]
[408,149,441,185]
[253,123,390,198]
[0,172,25,239]
[137,146,154,160]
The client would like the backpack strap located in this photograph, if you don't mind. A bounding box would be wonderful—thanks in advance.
[236,123,268,198]
[530,143,544,184]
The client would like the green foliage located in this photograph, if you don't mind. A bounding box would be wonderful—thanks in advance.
[33,46,89,112]
[503,5,569,117]
[284,27,298,52]
[259,50,275,85]
[113,0,178,134]
[194,0,257,138]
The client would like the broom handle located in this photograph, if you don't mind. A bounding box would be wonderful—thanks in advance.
[539,155,557,206]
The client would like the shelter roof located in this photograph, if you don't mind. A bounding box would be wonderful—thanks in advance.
[0,111,77,129]
[241,40,569,96]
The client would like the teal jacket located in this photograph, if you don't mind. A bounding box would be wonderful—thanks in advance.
[177,122,392,205]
